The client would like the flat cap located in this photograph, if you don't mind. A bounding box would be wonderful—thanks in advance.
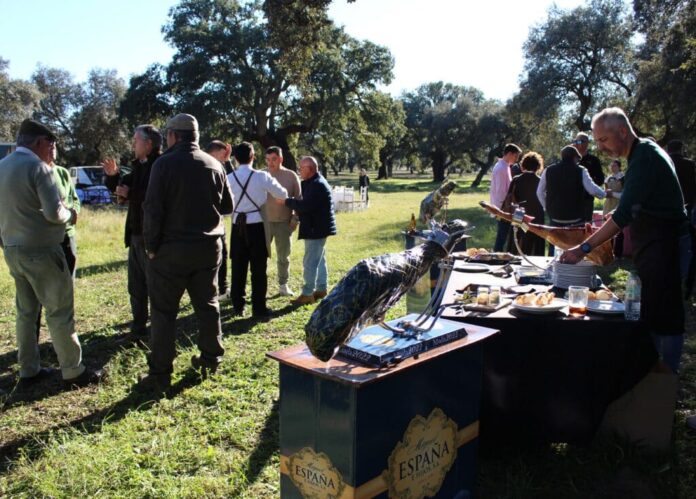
[561,145,582,161]
[18,119,57,141]
[165,113,198,132]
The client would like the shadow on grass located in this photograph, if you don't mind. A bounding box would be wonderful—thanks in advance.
[75,259,127,279]
[231,399,279,496]
[478,435,673,498]
[0,368,204,472]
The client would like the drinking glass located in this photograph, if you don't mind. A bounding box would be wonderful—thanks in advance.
[568,286,589,316]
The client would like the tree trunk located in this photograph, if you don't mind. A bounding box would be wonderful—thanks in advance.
[256,130,298,171]
[376,164,388,179]
[471,164,490,188]
[431,151,447,182]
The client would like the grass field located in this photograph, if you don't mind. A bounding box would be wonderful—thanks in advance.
[0,174,694,497]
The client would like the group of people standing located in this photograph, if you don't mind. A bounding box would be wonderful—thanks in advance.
[490,132,624,256]
[0,113,337,392]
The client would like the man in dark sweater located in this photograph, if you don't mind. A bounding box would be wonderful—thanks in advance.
[103,125,162,344]
[281,156,337,305]
[140,114,234,390]
[561,107,688,374]
[574,132,605,222]
[205,140,234,299]
[667,139,696,298]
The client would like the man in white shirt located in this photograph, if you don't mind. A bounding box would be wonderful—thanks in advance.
[536,145,606,227]
[489,143,522,251]
[228,142,288,318]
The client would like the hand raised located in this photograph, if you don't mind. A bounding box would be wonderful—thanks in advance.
[101,158,120,176]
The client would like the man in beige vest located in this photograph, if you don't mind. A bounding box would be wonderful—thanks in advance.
[264,146,301,296]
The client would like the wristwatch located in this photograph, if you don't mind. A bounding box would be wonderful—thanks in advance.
[580,242,592,254]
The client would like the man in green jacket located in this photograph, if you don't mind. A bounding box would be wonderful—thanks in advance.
[35,153,81,340]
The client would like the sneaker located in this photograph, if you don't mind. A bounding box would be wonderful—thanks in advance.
[313,289,328,300]
[279,284,294,296]
[291,294,315,306]
[191,355,220,379]
[64,368,105,389]
[687,415,696,431]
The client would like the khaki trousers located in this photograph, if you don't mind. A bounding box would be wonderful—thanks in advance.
[3,245,85,379]
[266,221,293,286]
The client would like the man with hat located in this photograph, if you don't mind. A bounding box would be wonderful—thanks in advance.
[141,113,234,391]
[537,144,607,230]
[574,132,605,222]
[0,119,102,387]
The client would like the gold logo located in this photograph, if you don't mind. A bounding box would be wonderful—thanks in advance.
[383,408,458,499]
[288,447,346,499]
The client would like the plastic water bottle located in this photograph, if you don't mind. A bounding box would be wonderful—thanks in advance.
[624,272,641,321]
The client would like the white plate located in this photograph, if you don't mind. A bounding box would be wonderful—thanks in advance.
[455,263,491,273]
[587,300,625,315]
[511,298,568,314]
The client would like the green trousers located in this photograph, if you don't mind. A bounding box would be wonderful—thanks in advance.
[3,245,85,379]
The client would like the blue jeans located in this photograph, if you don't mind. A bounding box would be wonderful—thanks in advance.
[651,333,684,374]
[302,238,328,296]
[493,220,510,252]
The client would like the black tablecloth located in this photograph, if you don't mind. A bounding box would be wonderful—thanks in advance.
[441,257,657,444]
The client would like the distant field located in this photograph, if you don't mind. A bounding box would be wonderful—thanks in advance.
[0,176,693,497]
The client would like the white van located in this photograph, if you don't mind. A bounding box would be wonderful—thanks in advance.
[68,166,112,205]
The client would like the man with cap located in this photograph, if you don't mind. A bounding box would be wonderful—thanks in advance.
[573,132,605,222]
[102,124,163,344]
[537,144,606,230]
[0,119,102,387]
[141,113,234,390]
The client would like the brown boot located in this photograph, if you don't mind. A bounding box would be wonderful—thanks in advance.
[313,289,328,300]
[291,294,315,306]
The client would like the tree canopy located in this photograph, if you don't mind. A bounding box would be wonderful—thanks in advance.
[120,0,393,170]
[520,0,634,132]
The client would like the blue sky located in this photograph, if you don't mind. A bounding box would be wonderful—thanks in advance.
[0,0,585,101]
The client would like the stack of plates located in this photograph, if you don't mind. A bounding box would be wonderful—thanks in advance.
[553,261,596,289]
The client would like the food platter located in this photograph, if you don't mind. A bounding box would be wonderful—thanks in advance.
[587,299,625,315]
[511,298,568,314]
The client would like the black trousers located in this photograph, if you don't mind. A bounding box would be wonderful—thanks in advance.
[218,232,228,295]
[230,222,268,314]
[147,238,224,375]
[128,235,150,335]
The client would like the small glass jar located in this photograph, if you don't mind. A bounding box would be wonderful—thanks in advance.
[476,286,490,306]
[488,285,501,307]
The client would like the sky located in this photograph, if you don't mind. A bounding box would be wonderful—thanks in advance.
[0,0,585,102]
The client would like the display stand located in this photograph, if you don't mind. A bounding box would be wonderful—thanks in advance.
[267,322,498,499]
